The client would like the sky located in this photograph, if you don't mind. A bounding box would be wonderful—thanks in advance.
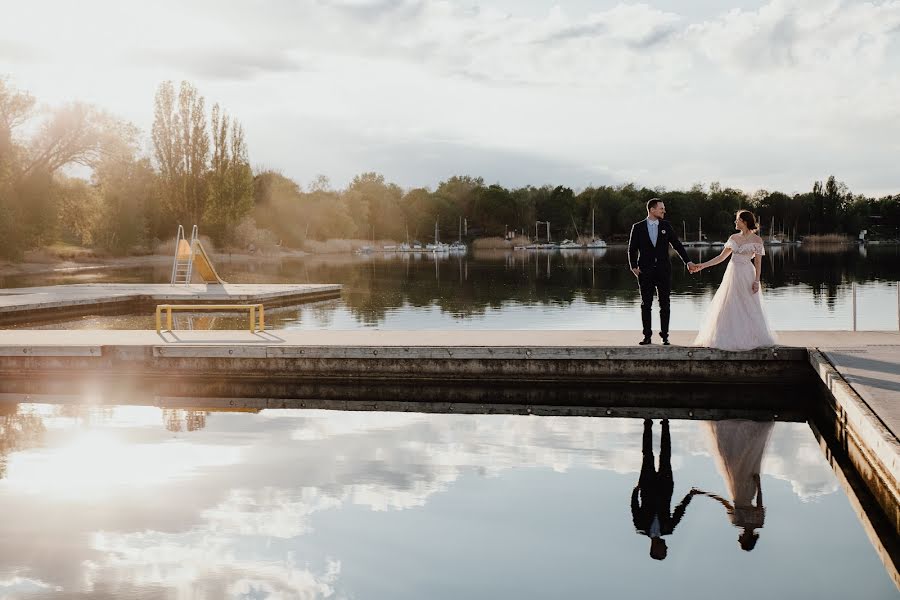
[1,0,899,196]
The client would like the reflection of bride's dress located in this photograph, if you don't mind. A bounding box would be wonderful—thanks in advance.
[693,239,777,351]
[704,420,774,531]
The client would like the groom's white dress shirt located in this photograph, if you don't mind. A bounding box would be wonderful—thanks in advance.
[647,217,659,246]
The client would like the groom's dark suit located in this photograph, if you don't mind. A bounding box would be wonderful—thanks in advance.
[627,218,691,339]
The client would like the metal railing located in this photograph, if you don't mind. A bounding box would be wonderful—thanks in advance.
[849,282,900,331]
[170,225,199,286]
[170,225,185,285]
[185,225,198,284]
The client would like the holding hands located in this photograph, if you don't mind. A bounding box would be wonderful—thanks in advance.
[688,262,702,274]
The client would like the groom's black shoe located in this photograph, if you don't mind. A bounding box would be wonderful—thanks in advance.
[639,336,652,345]
[661,333,670,345]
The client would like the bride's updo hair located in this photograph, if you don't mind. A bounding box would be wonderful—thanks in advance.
[736,210,758,233]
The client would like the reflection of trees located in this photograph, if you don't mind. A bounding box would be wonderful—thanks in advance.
[212,246,900,324]
[163,409,209,432]
[8,244,895,326]
[765,245,900,308]
[0,404,46,479]
[322,246,892,322]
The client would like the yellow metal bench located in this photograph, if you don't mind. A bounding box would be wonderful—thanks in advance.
[156,304,265,333]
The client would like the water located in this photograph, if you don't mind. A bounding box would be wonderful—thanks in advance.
[0,402,895,598]
[3,244,900,330]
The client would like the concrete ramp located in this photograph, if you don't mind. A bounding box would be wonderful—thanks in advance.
[191,241,226,284]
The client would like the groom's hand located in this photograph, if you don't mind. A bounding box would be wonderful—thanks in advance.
[631,267,640,277]
[687,262,697,273]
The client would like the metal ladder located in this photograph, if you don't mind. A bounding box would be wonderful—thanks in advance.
[170,225,198,286]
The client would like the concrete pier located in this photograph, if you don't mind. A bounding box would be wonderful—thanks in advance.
[0,282,342,325]
[0,329,813,385]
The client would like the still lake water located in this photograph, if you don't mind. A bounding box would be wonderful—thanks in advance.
[0,403,896,599]
[2,247,899,596]
[3,244,900,331]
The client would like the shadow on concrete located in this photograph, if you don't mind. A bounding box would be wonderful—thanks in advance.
[842,373,900,394]
[827,353,900,378]
[156,331,285,344]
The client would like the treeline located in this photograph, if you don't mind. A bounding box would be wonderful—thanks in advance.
[2,75,899,261]
[252,173,900,245]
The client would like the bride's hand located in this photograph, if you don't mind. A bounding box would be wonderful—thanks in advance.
[752,281,760,294]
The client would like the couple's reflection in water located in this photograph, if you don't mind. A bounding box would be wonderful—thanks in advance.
[631,419,697,560]
[632,418,773,560]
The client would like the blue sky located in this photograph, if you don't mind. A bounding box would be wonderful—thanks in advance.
[1,0,899,195]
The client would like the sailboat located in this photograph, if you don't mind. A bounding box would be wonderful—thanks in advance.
[558,215,581,249]
[586,209,607,248]
[449,216,466,253]
[765,216,783,246]
[397,225,412,252]
[426,219,450,253]
[695,217,711,247]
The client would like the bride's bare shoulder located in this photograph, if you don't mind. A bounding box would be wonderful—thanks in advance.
[750,233,764,243]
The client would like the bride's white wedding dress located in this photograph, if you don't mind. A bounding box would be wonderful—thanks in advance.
[704,419,773,530]
[693,237,777,351]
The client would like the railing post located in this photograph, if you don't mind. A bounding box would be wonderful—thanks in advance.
[170,225,184,286]
[852,282,857,332]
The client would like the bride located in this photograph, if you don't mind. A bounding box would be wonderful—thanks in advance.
[691,210,777,351]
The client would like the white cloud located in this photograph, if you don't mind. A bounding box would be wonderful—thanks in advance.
[1,1,898,193]
[87,530,341,600]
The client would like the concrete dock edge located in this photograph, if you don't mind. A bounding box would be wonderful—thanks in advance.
[809,350,900,532]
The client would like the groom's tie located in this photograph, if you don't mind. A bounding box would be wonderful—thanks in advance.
[649,220,658,246]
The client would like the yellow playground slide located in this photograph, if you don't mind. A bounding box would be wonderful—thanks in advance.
[191,241,226,284]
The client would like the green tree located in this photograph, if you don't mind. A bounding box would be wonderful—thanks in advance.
[346,172,404,240]
[204,104,254,243]
[92,155,157,254]
[152,81,209,230]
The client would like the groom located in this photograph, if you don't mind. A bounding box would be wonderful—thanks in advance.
[628,199,695,345]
